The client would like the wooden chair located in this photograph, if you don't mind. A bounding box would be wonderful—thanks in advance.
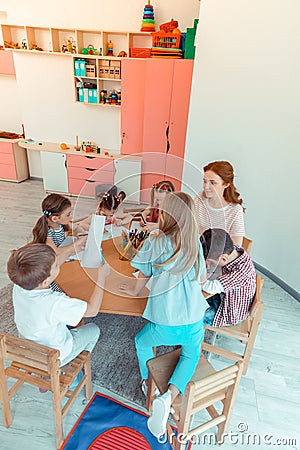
[242,237,252,254]
[201,274,264,375]
[0,332,92,449]
[146,349,243,449]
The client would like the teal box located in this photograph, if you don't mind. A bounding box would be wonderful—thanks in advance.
[78,88,84,102]
[79,60,86,76]
[74,59,81,76]
[88,89,98,103]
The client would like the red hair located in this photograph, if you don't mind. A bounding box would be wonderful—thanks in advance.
[204,161,244,207]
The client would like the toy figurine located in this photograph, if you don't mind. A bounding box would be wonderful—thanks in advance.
[117,50,127,57]
[107,40,113,56]
[21,39,28,50]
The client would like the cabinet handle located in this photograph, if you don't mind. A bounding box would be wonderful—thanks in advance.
[85,155,96,159]
[86,179,96,183]
[166,125,170,154]
[85,167,96,171]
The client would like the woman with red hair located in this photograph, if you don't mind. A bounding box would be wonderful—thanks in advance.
[194,161,245,246]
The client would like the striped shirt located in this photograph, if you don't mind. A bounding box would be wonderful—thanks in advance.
[47,225,66,293]
[194,192,245,237]
[47,224,66,247]
[205,248,256,327]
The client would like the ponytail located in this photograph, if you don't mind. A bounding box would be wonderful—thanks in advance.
[32,215,50,243]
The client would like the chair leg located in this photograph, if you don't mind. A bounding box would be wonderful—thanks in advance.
[51,385,64,449]
[0,361,12,428]
[146,372,155,412]
[84,354,92,400]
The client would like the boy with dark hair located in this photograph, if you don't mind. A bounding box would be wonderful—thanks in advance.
[7,243,109,366]
[200,228,256,327]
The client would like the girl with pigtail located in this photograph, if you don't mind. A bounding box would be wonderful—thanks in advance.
[194,161,245,246]
[32,193,87,264]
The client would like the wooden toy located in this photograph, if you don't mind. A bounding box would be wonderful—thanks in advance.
[74,135,80,151]
[107,40,113,56]
[117,50,127,57]
[60,142,70,150]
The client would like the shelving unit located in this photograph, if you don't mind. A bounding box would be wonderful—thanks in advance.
[73,56,122,105]
[1,23,152,56]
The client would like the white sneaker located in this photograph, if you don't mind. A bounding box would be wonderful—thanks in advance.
[141,379,160,397]
[147,390,172,438]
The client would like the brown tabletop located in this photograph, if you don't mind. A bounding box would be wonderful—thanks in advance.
[56,237,149,316]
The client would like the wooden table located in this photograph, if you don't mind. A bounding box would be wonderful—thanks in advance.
[56,237,149,316]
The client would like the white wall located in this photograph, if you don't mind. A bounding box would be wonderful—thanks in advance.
[0,0,200,146]
[183,0,300,292]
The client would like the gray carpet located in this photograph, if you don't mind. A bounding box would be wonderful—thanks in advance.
[0,284,152,405]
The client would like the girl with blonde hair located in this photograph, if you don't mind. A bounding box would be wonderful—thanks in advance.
[120,192,207,438]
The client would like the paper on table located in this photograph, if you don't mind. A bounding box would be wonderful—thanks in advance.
[133,270,153,290]
[81,214,105,268]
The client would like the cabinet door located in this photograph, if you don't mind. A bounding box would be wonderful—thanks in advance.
[40,152,68,193]
[143,59,174,154]
[168,60,194,160]
[120,59,146,155]
[114,159,141,202]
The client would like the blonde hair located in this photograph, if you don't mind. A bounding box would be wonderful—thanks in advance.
[155,192,200,278]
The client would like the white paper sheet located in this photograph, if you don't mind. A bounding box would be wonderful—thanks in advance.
[80,214,105,268]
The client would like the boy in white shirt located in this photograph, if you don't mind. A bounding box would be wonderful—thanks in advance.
[7,243,109,367]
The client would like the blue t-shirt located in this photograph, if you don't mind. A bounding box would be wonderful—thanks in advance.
[131,235,207,326]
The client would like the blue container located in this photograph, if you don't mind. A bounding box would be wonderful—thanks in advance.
[79,59,86,76]
[88,89,98,103]
[74,59,81,76]
[78,88,84,102]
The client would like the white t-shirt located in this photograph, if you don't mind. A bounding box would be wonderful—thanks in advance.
[13,284,87,362]
[194,192,245,237]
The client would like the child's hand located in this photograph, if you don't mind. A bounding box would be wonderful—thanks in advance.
[119,283,135,296]
[74,235,87,252]
[114,218,123,226]
[97,262,110,280]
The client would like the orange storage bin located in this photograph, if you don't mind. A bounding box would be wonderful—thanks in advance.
[130,48,152,58]
[152,32,181,49]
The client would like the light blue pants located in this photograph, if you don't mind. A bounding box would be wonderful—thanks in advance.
[135,320,204,394]
[60,323,100,367]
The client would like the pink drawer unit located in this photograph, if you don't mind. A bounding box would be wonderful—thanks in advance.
[0,142,14,155]
[0,152,15,165]
[68,178,107,197]
[68,166,114,183]
[67,154,114,171]
[0,163,17,180]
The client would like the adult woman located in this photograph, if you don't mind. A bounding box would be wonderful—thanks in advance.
[194,161,245,246]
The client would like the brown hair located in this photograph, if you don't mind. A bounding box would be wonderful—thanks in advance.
[96,191,120,214]
[150,180,175,208]
[32,194,72,243]
[204,161,244,207]
[7,243,56,290]
[156,192,201,278]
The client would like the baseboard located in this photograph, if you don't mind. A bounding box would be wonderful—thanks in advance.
[254,262,300,302]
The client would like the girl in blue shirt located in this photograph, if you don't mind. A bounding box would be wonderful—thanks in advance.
[120,192,207,438]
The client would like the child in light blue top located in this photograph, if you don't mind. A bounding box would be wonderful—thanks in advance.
[120,192,207,439]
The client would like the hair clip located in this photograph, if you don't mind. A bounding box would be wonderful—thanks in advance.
[43,210,52,217]
[102,192,110,200]
[152,183,158,190]
[160,184,172,192]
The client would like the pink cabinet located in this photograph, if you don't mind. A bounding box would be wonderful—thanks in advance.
[120,59,194,202]
[0,140,29,182]
[67,154,114,197]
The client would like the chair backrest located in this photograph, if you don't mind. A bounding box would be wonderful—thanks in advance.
[249,274,264,318]
[242,237,252,254]
[0,332,60,378]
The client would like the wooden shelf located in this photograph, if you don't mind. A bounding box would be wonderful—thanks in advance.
[1,24,152,56]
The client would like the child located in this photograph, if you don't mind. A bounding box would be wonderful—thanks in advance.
[200,228,256,327]
[140,180,175,232]
[32,193,87,264]
[7,243,110,368]
[120,192,207,438]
